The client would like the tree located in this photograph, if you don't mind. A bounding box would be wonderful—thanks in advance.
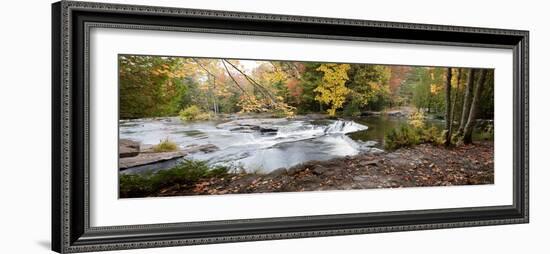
[463,69,488,144]
[298,63,323,113]
[458,69,476,134]
[444,67,453,146]
[119,55,191,118]
[450,68,462,124]
[404,67,446,114]
[314,64,351,116]
[345,64,391,114]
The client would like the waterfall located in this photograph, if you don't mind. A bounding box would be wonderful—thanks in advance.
[324,120,368,134]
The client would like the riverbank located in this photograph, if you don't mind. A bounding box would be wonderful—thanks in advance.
[121,141,493,198]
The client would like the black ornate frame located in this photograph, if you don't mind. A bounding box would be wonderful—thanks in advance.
[51,1,529,253]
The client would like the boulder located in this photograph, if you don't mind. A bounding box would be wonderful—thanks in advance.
[359,159,379,167]
[259,127,278,134]
[119,139,140,158]
[194,144,219,153]
[267,168,287,177]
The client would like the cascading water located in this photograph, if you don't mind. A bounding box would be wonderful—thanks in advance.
[324,120,368,134]
[120,117,374,174]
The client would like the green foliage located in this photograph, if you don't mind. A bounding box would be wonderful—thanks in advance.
[420,126,444,144]
[384,125,420,150]
[118,55,494,125]
[179,105,212,121]
[296,63,323,113]
[408,110,426,129]
[473,122,494,141]
[346,64,392,112]
[342,100,362,117]
[119,160,229,198]
[478,71,495,119]
[402,67,446,114]
[384,124,444,150]
[119,55,189,119]
[152,138,179,152]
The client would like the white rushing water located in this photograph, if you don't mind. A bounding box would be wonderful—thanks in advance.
[120,117,372,173]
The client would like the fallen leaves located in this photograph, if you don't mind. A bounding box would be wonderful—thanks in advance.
[154,142,494,197]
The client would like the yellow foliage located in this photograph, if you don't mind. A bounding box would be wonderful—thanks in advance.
[430,83,441,94]
[314,64,351,116]
[408,110,426,129]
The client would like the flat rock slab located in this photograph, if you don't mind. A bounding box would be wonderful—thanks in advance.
[119,151,187,169]
[216,118,288,133]
[119,144,219,170]
[119,139,140,158]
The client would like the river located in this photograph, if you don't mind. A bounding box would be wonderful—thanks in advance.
[119,115,442,173]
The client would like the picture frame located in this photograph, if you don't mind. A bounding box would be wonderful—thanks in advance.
[51,1,529,253]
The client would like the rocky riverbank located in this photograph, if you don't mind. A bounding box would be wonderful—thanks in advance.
[148,141,494,197]
[119,139,219,170]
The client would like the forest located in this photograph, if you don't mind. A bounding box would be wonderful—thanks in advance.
[118,55,494,198]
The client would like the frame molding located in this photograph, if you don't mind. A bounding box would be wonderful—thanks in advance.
[52,1,529,253]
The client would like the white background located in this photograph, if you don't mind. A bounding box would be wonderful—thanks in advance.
[0,0,546,253]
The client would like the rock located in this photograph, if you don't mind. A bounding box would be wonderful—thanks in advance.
[119,139,140,158]
[120,144,220,170]
[259,127,278,134]
[267,168,287,177]
[353,175,369,182]
[217,118,286,129]
[119,151,187,169]
[385,110,406,117]
[389,158,410,167]
[312,166,328,175]
[194,144,219,153]
[287,165,305,175]
[360,111,382,117]
[359,159,379,167]
[229,126,255,132]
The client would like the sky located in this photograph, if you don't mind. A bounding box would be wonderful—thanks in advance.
[238,60,263,73]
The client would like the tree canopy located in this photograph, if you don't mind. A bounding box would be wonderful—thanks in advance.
[119,55,494,133]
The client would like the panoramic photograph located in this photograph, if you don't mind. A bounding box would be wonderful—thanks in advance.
[118,55,494,198]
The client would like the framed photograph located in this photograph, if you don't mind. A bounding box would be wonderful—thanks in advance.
[52,1,529,253]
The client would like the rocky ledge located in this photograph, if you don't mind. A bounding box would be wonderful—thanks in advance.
[119,139,218,170]
[153,142,494,196]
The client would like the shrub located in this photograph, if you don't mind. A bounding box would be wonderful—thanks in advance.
[408,110,426,129]
[119,159,229,198]
[474,123,494,141]
[342,101,361,117]
[384,124,420,150]
[384,124,444,150]
[419,126,444,144]
[179,105,212,121]
[152,138,179,152]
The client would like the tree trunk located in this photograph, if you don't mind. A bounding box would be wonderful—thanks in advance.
[450,68,462,124]
[463,69,488,144]
[458,69,476,134]
[444,68,453,146]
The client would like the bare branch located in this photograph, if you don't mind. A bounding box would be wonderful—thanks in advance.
[220,60,252,101]
[191,58,251,100]
[223,60,277,104]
